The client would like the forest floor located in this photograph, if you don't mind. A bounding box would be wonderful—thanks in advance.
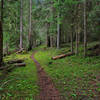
[0,52,39,100]
[34,42,100,100]
[0,42,100,100]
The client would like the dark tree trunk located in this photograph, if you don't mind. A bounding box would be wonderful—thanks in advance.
[46,34,51,47]
[6,42,9,55]
[71,28,74,53]
[28,0,32,51]
[0,21,3,67]
[84,0,87,57]
[76,32,78,55]
[50,36,53,47]
[0,0,3,67]
[28,34,33,51]
[46,23,51,47]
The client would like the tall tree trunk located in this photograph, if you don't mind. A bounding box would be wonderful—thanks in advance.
[28,0,32,50]
[76,32,78,55]
[50,36,53,48]
[0,21,3,67]
[20,0,23,50]
[84,0,87,57]
[76,23,80,54]
[46,23,50,47]
[0,0,3,67]
[76,4,81,55]
[57,13,60,49]
[6,42,8,55]
[46,34,50,47]
[78,4,81,45]
[71,27,74,53]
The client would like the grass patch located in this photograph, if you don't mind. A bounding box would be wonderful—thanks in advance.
[0,52,39,100]
[34,44,100,100]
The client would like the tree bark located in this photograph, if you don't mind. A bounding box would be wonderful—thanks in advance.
[50,36,53,48]
[71,26,74,53]
[84,0,87,57]
[0,0,3,67]
[28,0,32,50]
[46,23,51,47]
[75,4,81,55]
[76,26,78,55]
[0,21,3,67]
[20,0,23,50]
[46,34,50,47]
[6,42,9,55]
[57,13,60,49]
[52,52,74,60]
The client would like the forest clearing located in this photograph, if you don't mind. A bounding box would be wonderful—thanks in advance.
[0,0,100,100]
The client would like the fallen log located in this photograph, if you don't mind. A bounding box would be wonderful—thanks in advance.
[16,50,23,54]
[16,48,26,54]
[7,59,24,64]
[52,52,74,60]
[0,62,26,72]
[0,66,9,70]
[14,63,26,67]
[0,66,15,72]
[88,44,100,51]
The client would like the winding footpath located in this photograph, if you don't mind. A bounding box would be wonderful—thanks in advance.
[31,52,62,100]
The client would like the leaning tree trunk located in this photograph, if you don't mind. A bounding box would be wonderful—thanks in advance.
[20,0,23,50]
[84,0,87,57]
[0,0,3,67]
[28,0,32,51]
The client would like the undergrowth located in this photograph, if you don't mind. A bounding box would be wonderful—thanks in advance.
[0,52,39,100]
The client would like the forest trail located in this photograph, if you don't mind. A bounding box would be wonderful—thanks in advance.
[31,52,62,100]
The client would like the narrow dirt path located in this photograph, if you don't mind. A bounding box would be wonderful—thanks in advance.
[31,53,62,100]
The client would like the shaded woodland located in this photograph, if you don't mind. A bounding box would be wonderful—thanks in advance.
[0,0,100,63]
[0,0,100,99]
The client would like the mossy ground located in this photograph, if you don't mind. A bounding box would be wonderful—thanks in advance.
[34,43,100,100]
[0,52,39,100]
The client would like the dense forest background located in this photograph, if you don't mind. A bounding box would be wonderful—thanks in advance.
[0,0,100,99]
[0,0,100,64]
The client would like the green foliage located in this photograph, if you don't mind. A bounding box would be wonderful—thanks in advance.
[2,0,100,51]
[3,0,20,48]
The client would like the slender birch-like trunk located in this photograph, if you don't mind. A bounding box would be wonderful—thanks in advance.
[20,0,23,50]
[57,13,60,49]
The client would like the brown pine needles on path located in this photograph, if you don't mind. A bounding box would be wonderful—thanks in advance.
[31,52,63,100]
